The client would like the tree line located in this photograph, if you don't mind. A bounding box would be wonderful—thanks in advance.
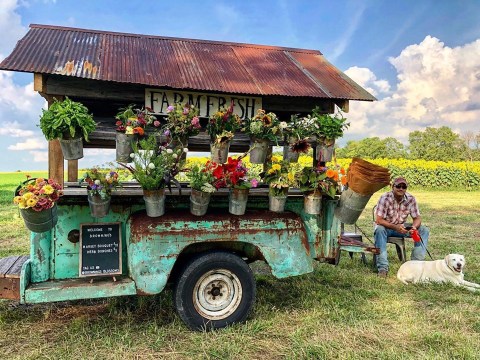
[336,126,480,161]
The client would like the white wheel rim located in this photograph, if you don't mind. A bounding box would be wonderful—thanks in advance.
[193,269,243,320]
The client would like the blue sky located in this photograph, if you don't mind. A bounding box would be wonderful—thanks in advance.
[1,0,480,171]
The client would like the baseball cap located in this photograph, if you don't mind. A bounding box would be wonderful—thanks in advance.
[393,177,408,186]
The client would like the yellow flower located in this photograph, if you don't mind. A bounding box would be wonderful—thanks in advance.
[125,126,134,135]
[13,196,22,204]
[18,199,28,209]
[22,192,33,200]
[272,164,281,171]
[43,184,54,195]
[26,198,37,207]
[288,172,295,182]
[271,156,280,163]
[267,169,275,175]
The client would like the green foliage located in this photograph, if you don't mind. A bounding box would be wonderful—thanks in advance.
[336,137,407,159]
[39,97,96,141]
[409,126,467,161]
[311,107,349,141]
[186,162,216,193]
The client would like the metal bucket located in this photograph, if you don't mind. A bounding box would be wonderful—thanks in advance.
[229,188,249,215]
[249,139,270,164]
[210,141,230,164]
[143,189,166,217]
[59,136,84,160]
[20,205,58,233]
[316,143,334,162]
[304,192,322,215]
[269,195,287,213]
[190,189,211,216]
[334,188,372,224]
[88,193,111,218]
[116,132,134,162]
[283,145,300,163]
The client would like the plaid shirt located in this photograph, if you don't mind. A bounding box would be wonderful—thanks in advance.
[376,191,420,225]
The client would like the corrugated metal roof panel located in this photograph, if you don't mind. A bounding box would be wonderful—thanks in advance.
[0,24,376,101]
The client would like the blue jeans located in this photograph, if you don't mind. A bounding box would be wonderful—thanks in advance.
[374,225,430,271]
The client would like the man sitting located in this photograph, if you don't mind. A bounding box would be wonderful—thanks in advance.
[374,177,430,277]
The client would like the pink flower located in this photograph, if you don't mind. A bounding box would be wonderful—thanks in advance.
[153,120,161,127]
[251,179,258,188]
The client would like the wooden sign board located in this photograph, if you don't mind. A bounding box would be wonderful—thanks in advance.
[79,222,122,277]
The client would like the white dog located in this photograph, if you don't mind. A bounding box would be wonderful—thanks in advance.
[397,254,480,292]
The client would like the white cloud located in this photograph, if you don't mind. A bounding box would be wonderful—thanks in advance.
[0,0,26,59]
[8,137,46,150]
[344,36,480,143]
[29,150,48,163]
[0,123,35,137]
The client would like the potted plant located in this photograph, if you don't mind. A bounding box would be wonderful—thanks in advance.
[186,160,217,216]
[119,136,185,217]
[212,156,258,215]
[162,102,201,149]
[311,107,349,162]
[39,97,97,160]
[282,114,317,162]
[242,109,282,164]
[207,101,242,163]
[79,168,120,218]
[262,156,295,212]
[115,105,160,162]
[13,176,63,232]
[297,165,342,215]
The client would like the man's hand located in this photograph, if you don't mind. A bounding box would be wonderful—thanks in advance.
[395,223,409,234]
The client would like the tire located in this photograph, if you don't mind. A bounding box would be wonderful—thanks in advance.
[173,251,256,331]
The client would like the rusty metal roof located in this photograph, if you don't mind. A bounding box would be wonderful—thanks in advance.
[0,24,375,101]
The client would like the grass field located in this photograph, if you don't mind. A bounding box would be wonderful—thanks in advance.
[1,172,479,359]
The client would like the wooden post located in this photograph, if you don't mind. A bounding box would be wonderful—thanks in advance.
[44,94,65,185]
[67,160,78,183]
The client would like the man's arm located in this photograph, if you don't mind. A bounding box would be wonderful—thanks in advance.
[375,214,409,235]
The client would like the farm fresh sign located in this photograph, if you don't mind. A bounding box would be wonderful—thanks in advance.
[145,89,262,119]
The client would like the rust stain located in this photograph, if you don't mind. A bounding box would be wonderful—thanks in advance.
[62,60,75,75]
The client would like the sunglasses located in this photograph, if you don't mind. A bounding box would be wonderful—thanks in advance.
[394,184,407,189]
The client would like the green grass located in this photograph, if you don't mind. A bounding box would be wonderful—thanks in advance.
[1,172,479,359]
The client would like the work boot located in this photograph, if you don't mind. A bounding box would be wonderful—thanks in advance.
[377,269,388,278]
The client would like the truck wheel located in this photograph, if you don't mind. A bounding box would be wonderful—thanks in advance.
[173,251,256,330]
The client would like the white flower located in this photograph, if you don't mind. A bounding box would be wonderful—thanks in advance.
[148,163,155,169]
[94,180,101,185]
[172,154,178,159]
[183,147,189,153]
[279,121,288,129]
[130,153,135,158]
[105,175,111,180]
[166,149,173,154]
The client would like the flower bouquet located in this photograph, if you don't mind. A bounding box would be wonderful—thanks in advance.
[79,168,120,218]
[207,101,242,163]
[297,166,344,214]
[14,176,63,232]
[282,114,318,162]
[120,136,186,217]
[242,109,282,164]
[262,156,295,212]
[162,102,201,147]
[186,160,217,216]
[212,157,258,215]
[115,105,160,162]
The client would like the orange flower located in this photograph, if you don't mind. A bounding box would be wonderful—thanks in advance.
[341,177,348,185]
[340,167,346,175]
[326,169,335,178]
[333,171,339,181]
[134,127,145,136]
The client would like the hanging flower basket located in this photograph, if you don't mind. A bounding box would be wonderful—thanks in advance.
[59,134,84,160]
[249,138,270,164]
[210,140,231,164]
[143,189,166,217]
[88,192,111,218]
[20,205,58,233]
[283,142,300,163]
[116,132,135,162]
[315,139,335,163]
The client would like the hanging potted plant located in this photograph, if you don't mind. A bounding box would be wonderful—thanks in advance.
[162,102,201,152]
[114,105,159,162]
[297,165,342,215]
[13,176,63,233]
[212,156,258,215]
[242,109,282,164]
[119,136,185,217]
[80,168,120,218]
[207,101,242,164]
[39,97,96,160]
[311,107,349,162]
[262,156,295,213]
[282,114,317,162]
[186,160,217,216]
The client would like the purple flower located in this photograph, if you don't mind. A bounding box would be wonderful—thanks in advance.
[183,107,189,115]
[251,179,258,188]
[164,129,171,136]
[167,105,174,113]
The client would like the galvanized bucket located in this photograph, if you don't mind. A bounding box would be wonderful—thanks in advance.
[116,132,135,162]
[269,195,287,213]
[229,188,249,215]
[20,205,58,233]
[283,145,300,163]
[88,193,111,218]
[334,187,372,224]
[249,138,270,164]
[143,189,166,217]
[315,143,334,162]
[59,136,84,160]
[210,141,230,164]
[190,189,211,216]
[304,192,322,215]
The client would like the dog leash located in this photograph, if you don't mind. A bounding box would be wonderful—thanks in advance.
[411,228,434,260]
